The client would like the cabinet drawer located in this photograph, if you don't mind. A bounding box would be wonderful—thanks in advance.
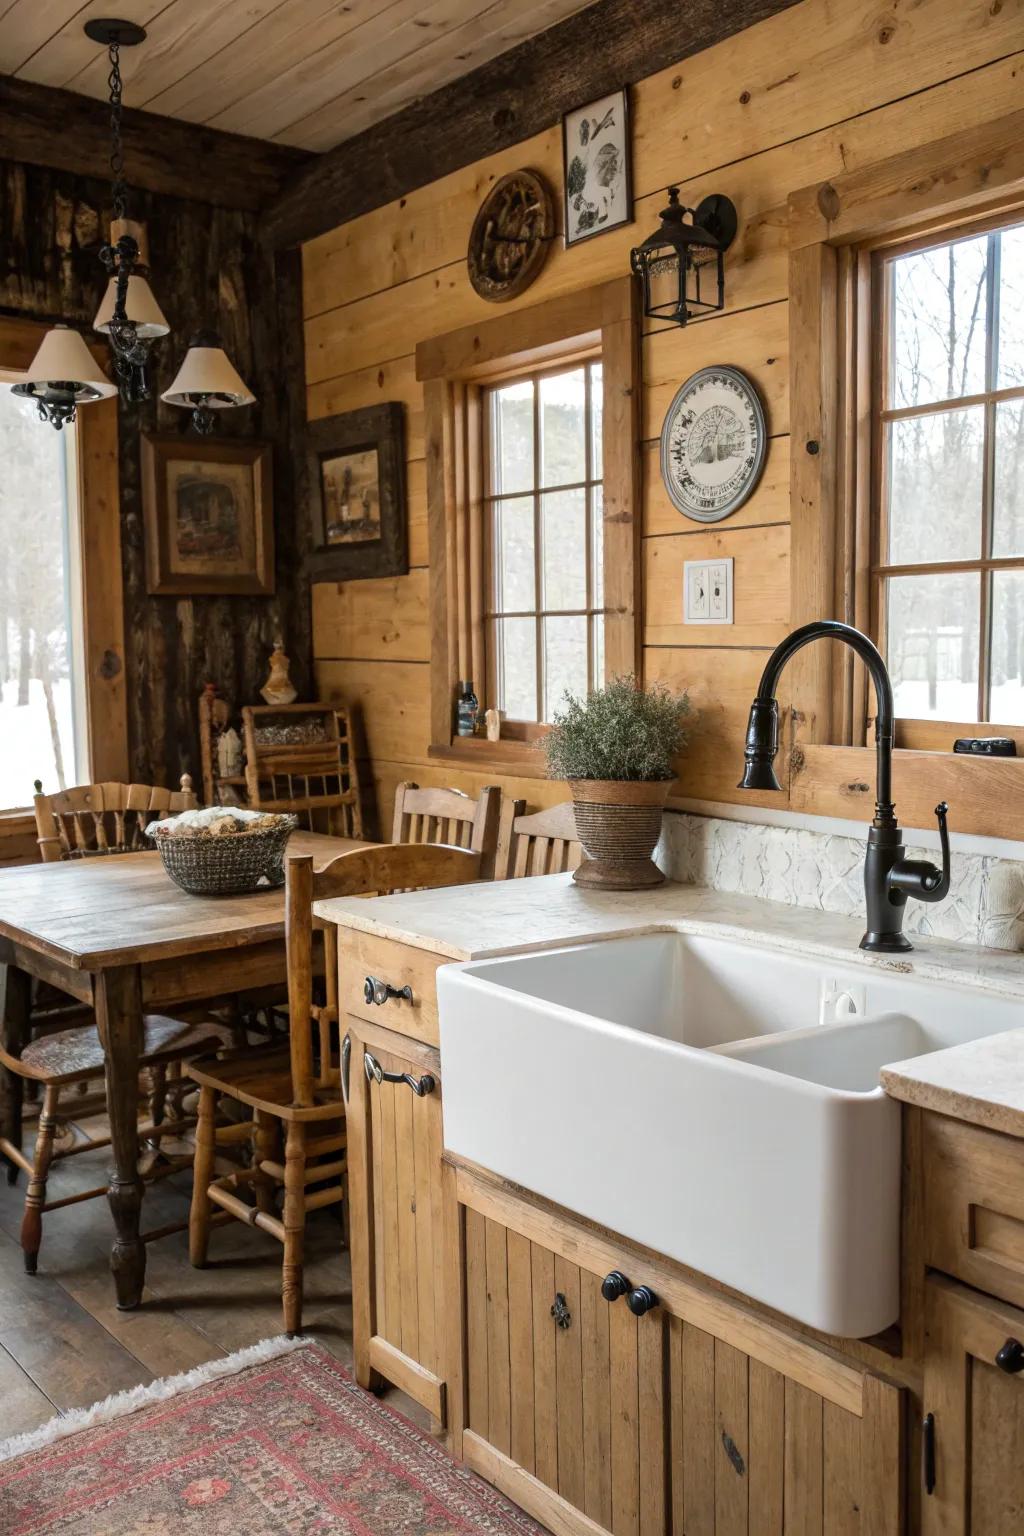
[339,930,445,1046]
[924,1113,1024,1310]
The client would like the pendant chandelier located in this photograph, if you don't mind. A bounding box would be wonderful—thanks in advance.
[11,325,117,430]
[87,18,169,403]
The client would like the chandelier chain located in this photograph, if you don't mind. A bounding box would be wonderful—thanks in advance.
[107,41,128,222]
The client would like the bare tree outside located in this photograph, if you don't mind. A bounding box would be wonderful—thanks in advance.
[0,390,82,806]
[881,221,1024,724]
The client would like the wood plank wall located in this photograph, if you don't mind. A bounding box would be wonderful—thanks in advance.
[303,0,1024,820]
[0,156,310,802]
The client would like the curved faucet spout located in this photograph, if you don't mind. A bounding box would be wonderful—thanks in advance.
[737,619,950,953]
[738,619,895,825]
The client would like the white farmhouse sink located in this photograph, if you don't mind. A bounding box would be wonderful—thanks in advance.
[437,931,1020,1338]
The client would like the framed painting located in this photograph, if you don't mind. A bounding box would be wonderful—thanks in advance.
[141,434,273,596]
[562,87,633,247]
[306,401,407,581]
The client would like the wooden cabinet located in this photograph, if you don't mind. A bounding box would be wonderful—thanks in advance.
[343,1015,449,1427]
[923,1114,1024,1312]
[923,1276,1024,1535]
[454,1163,905,1536]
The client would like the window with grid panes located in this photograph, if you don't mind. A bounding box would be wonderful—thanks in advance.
[484,361,604,726]
[874,219,1024,725]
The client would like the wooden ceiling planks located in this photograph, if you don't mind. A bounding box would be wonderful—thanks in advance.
[1,0,598,151]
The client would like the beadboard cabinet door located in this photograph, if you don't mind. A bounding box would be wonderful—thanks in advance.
[454,1168,905,1536]
[462,1204,670,1536]
[344,1017,448,1427]
[923,1276,1024,1536]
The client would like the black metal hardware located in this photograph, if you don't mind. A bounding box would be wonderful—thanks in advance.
[551,1292,572,1329]
[922,1412,936,1495]
[995,1337,1024,1374]
[954,735,1017,756]
[627,1285,659,1317]
[601,1270,631,1303]
[364,1050,435,1098]
[737,621,953,952]
[364,975,414,1007]
[341,1033,351,1104]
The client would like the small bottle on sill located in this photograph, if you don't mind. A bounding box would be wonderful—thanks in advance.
[455,680,479,737]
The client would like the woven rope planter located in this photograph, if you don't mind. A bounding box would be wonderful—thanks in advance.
[569,779,671,890]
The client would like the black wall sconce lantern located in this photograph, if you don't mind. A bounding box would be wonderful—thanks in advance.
[630,189,738,326]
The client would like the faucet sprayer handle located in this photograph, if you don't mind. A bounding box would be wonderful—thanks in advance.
[888,801,951,904]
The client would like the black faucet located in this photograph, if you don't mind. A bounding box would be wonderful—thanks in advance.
[737,619,951,953]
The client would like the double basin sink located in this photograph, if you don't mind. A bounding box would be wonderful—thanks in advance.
[437,930,1020,1338]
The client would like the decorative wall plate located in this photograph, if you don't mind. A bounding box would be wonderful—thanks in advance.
[660,366,767,523]
[467,170,554,303]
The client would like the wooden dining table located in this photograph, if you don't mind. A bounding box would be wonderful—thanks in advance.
[0,830,369,1310]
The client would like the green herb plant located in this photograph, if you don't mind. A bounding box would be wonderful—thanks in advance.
[542,675,690,783]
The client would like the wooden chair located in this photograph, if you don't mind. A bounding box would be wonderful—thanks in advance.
[187,840,481,1335]
[3,777,225,1274]
[242,703,364,838]
[495,798,583,880]
[33,775,198,861]
[392,781,500,877]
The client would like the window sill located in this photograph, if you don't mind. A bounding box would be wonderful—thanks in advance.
[428,737,550,779]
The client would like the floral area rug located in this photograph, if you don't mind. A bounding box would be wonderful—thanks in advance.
[0,1341,546,1534]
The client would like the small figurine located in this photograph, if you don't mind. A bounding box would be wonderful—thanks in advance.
[261,640,297,706]
[484,708,502,743]
[217,726,243,779]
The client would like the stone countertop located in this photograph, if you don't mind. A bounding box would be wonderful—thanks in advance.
[881,1031,1024,1138]
[316,873,1024,1136]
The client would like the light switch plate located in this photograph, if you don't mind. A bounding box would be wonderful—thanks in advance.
[684,557,733,624]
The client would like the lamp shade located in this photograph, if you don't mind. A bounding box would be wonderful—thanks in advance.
[162,332,255,412]
[94,273,170,339]
[14,325,116,402]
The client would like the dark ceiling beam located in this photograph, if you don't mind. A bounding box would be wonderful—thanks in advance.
[261,0,803,250]
[0,74,310,213]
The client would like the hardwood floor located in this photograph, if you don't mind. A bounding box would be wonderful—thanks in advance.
[0,1111,424,1444]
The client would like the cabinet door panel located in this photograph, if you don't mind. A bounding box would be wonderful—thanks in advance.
[464,1209,667,1536]
[923,1276,1024,1536]
[345,1021,445,1423]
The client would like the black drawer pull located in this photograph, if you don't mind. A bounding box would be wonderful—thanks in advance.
[364,1050,435,1097]
[923,1412,936,1495]
[341,1033,352,1104]
[627,1285,659,1317]
[364,975,413,1007]
[601,1270,631,1302]
[995,1337,1024,1375]
[551,1292,572,1329]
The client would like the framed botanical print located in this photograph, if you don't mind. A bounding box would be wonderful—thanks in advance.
[562,87,633,247]
[306,401,407,581]
[141,434,273,595]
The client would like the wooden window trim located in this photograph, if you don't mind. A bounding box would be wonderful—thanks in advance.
[786,107,1024,840]
[1,317,128,805]
[416,277,640,768]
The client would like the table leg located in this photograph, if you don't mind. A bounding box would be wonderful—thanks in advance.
[95,965,146,1310]
[0,961,31,1184]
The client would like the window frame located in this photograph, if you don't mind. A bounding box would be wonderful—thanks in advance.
[0,316,128,811]
[783,106,1024,838]
[868,216,1024,731]
[482,356,605,732]
[416,278,640,774]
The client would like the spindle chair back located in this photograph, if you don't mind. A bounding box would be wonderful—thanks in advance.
[33,776,197,862]
[495,798,582,880]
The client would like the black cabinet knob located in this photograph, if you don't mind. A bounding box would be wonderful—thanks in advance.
[995,1337,1024,1374]
[601,1270,631,1303]
[627,1285,659,1317]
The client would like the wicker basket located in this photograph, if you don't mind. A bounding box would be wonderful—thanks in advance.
[151,815,299,896]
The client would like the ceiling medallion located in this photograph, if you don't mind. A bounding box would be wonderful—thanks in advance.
[467,170,555,303]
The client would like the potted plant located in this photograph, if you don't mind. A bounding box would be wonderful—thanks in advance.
[543,675,690,890]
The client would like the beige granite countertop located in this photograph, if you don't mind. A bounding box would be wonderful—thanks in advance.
[316,873,1024,1136]
[882,1030,1024,1137]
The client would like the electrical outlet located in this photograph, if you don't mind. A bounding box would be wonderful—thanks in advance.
[684,557,733,624]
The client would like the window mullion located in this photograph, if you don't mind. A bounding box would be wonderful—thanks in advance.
[533,375,543,723]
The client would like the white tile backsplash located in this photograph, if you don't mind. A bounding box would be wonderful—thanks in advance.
[656,810,1024,950]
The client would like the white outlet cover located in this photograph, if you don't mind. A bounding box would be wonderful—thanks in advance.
[684,557,733,624]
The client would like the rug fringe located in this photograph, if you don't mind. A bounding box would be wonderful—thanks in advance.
[0,1333,313,1465]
